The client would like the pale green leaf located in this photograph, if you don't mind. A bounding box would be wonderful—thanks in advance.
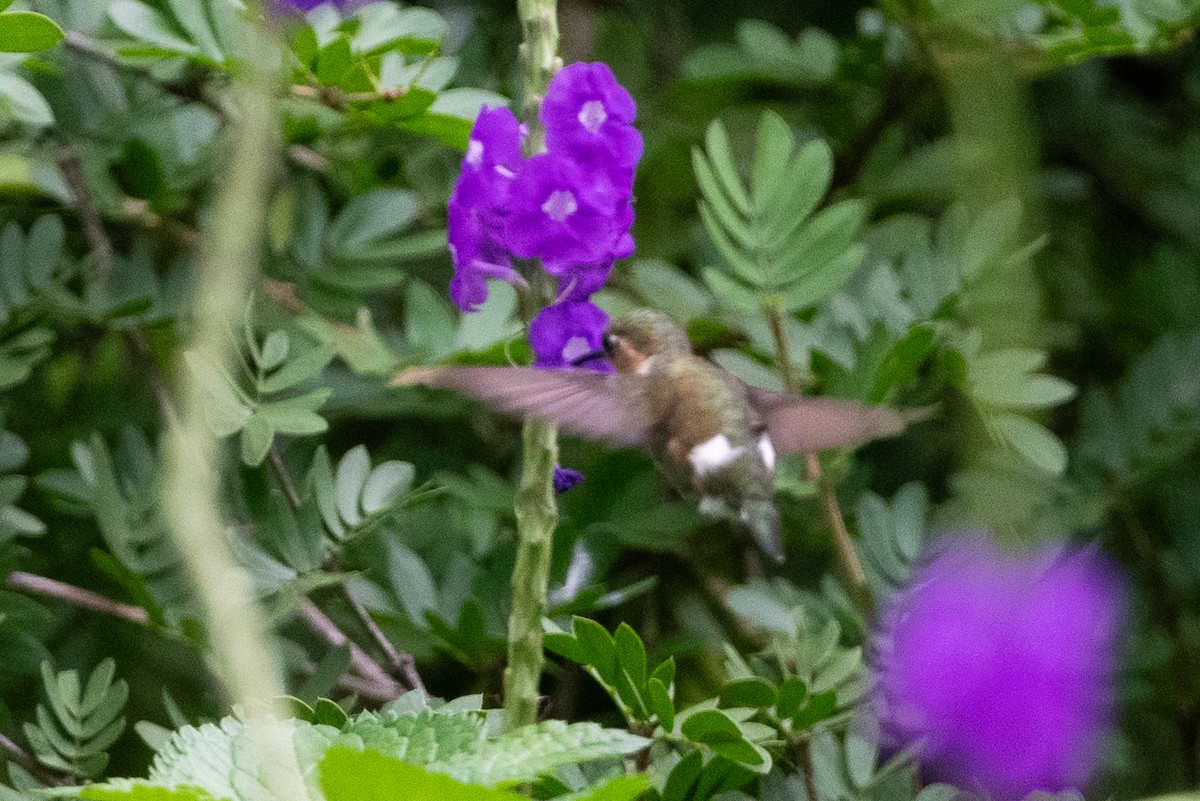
[108,0,200,55]
[751,111,794,211]
[990,413,1068,475]
[703,120,752,215]
[335,445,369,526]
[0,74,52,126]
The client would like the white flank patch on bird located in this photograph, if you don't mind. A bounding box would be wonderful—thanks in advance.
[758,435,776,471]
[689,434,744,476]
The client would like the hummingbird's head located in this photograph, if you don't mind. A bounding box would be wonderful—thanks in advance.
[602,309,693,373]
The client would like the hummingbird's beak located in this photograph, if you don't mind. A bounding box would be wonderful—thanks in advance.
[569,349,608,368]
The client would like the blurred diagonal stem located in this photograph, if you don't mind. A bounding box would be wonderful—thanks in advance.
[503,0,561,733]
[765,303,871,614]
[159,23,305,799]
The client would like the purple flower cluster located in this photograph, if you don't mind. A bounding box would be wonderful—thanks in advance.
[872,535,1126,801]
[447,63,641,371]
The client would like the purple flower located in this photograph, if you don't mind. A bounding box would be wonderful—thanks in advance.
[542,62,643,185]
[270,0,344,13]
[872,535,1126,801]
[528,300,613,372]
[552,260,614,304]
[553,466,585,495]
[447,106,526,312]
[504,153,627,267]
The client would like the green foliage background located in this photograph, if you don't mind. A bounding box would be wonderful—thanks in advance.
[0,0,1197,798]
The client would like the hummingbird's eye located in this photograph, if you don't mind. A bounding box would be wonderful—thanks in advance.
[602,333,618,354]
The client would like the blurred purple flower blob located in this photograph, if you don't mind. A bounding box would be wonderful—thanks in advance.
[553,466,585,495]
[873,535,1126,801]
[528,300,612,372]
[541,62,643,184]
[447,107,526,312]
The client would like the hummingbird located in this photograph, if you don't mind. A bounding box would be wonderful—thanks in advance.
[393,308,924,561]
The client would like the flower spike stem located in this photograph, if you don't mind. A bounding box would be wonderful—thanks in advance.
[516,0,560,152]
[504,417,560,731]
[765,303,872,615]
[503,0,561,733]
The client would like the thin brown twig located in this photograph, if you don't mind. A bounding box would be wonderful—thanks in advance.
[298,600,404,699]
[268,445,424,694]
[0,732,72,787]
[56,147,113,283]
[765,304,871,613]
[7,571,151,625]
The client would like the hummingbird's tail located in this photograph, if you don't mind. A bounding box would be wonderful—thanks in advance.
[741,499,784,563]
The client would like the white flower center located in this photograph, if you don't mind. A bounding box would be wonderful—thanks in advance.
[561,336,592,363]
[578,100,607,132]
[465,139,484,166]
[541,190,578,223]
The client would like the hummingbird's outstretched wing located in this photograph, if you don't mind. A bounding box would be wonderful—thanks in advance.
[393,366,652,446]
[748,389,930,454]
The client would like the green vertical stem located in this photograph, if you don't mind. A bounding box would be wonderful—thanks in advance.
[159,24,304,799]
[504,417,560,731]
[765,303,872,614]
[503,0,561,733]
